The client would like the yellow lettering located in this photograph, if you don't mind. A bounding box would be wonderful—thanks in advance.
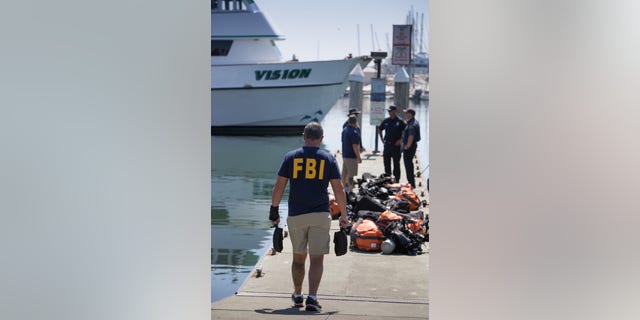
[305,159,317,179]
[293,158,303,178]
[318,160,325,179]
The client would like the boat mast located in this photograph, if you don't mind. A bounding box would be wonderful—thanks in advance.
[420,13,425,53]
[370,24,375,52]
[385,33,391,52]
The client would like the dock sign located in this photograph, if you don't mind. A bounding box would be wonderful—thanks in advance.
[370,101,386,126]
[370,78,386,102]
[392,25,412,65]
[370,78,386,125]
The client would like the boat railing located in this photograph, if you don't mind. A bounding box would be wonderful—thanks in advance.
[211,0,252,12]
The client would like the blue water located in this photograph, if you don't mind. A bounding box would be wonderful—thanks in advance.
[211,96,429,303]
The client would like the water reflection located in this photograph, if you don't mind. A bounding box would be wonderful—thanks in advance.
[211,136,301,302]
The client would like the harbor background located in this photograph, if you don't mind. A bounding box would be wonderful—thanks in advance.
[211,95,429,303]
[257,0,429,61]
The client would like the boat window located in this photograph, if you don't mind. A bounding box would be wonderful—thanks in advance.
[211,40,233,56]
[211,0,246,11]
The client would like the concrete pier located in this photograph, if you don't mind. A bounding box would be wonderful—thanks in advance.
[211,150,430,319]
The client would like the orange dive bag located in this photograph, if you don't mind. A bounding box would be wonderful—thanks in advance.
[394,185,421,211]
[354,219,384,251]
[329,196,341,219]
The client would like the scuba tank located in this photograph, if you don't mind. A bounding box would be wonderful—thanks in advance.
[381,238,396,254]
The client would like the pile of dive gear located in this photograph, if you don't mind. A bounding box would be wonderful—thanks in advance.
[331,173,429,255]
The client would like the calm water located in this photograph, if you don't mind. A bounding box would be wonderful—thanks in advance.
[211,96,429,303]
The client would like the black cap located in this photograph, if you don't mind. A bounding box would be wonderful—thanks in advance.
[387,105,397,111]
[348,108,361,115]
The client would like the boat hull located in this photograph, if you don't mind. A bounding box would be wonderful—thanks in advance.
[212,57,371,134]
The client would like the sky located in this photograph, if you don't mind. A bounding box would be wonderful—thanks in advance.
[256,0,429,61]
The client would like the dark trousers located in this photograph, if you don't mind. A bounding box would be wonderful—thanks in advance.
[403,145,417,188]
[383,144,402,182]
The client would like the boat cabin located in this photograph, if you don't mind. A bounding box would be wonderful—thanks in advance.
[211,0,283,64]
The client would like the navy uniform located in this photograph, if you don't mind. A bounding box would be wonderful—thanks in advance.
[343,108,364,151]
[378,105,406,182]
[341,115,362,192]
[402,108,421,188]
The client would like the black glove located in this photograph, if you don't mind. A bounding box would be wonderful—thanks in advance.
[269,205,280,222]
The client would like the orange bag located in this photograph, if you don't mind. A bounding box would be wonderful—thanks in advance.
[378,210,426,235]
[394,185,421,211]
[329,196,340,219]
[354,219,384,251]
[407,218,426,235]
[376,210,403,229]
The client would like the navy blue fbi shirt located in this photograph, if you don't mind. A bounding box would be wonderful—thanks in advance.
[277,146,341,216]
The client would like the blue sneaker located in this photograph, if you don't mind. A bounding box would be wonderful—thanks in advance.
[305,296,322,312]
[291,293,304,308]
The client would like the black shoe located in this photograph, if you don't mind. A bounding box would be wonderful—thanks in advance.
[291,293,304,308]
[305,296,322,312]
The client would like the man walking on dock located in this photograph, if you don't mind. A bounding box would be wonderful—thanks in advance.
[270,122,349,312]
[402,108,421,188]
[378,105,406,182]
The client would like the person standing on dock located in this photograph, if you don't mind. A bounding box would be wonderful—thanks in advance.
[341,115,362,193]
[378,105,406,182]
[270,122,349,312]
[343,108,365,152]
[402,107,421,188]
[342,108,360,128]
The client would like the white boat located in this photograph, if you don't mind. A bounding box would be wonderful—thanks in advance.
[211,0,371,135]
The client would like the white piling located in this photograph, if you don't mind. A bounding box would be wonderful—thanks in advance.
[393,66,410,111]
[348,64,365,124]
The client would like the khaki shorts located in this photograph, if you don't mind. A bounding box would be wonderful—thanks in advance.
[287,212,331,255]
[342,158,359,182]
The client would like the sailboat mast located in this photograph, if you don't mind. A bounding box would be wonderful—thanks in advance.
[357,24,361,56]
[420,13,424,52]
[370,24,375,51]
